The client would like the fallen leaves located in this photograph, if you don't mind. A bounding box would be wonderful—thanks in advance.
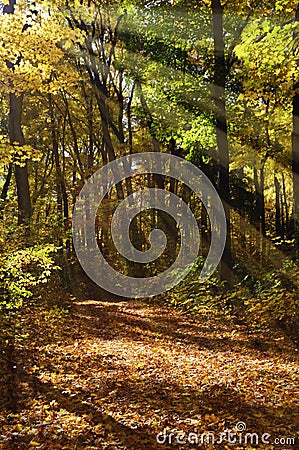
[0,298,298,449]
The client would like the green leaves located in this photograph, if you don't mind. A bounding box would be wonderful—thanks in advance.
[0,245,60,310]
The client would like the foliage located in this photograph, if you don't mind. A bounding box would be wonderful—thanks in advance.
[245,257,299,336]
[0,245,60,310]
[0,297,298,448]
[157,257,224,314]
[0,0,82,95]
[0,135,42,167]
[0,1,299,446]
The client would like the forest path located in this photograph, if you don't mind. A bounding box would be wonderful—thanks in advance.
[1,297,299,449]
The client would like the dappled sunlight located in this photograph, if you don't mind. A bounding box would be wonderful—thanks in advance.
[1,298,297,448]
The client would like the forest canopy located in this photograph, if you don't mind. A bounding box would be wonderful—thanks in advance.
[0,0,298,318]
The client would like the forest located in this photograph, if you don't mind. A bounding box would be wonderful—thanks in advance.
[0,0,299,448]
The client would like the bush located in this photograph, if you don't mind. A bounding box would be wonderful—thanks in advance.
[0,245,60,311]
[245,258,299,337]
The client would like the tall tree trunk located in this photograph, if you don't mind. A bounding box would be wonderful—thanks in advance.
[260,164,266,258]
[253,167,261,254]
[127,82,135,155]
[4,0,31,227]
[274,175,281,237]
[282,173,290,236]
[63,92,84,178]
[292,4,299,251]
[49,95,69,231]
[254,164,266,257]
[212,0,232,289]
[49,94,72,285]
[260,165,266,237]
[9,93,31,226]
[280,191,285,240]
[95,91,124,200]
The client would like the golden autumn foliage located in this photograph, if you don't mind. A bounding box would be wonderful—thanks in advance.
[0,0,82,95]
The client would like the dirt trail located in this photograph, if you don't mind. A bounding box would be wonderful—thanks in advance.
[1,298,298,449]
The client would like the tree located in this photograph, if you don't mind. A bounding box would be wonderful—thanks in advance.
[211,0,232,288]
[292,3,299,251]
[0,0,82,227]
[3,0,31,226]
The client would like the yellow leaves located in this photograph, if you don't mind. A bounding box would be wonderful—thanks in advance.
[13,423,23,432]
[14,145,42,166]
[2,296,299,449]
[0,135,42,167]
[29,441,41,447]
[94,423,105,435]
[0,136,14,165]
[234,15,298,103]
[275,0,298,12]
[0,1,82,95]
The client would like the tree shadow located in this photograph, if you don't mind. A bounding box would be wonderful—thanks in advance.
[13,366,299,449]
[70,299,296,358]
[3,298,298,449]
[6,373,174,450]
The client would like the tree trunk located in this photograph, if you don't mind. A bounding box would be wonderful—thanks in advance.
[292,4,299,251]
[95,91,124,200]
[254,164,266,257]
[49,95,69,230]
[253,167,261,254]
[260,165,266,237]
[280,191,285,240]
[4,1,31,227]
[282,173,290,236]
[274,175,281,237]
[9,93,31,226]
[212,0,232,289]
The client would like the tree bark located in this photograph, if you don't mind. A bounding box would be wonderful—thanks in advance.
[212,0,232,289]
[49,94,69,229]
[292,4,299,251]
[95,91,124,200]
[282,173,289,236]
[4,0,31,227]
[9,93,31,226]
[274,175,281,237]
[254,164,266,236]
